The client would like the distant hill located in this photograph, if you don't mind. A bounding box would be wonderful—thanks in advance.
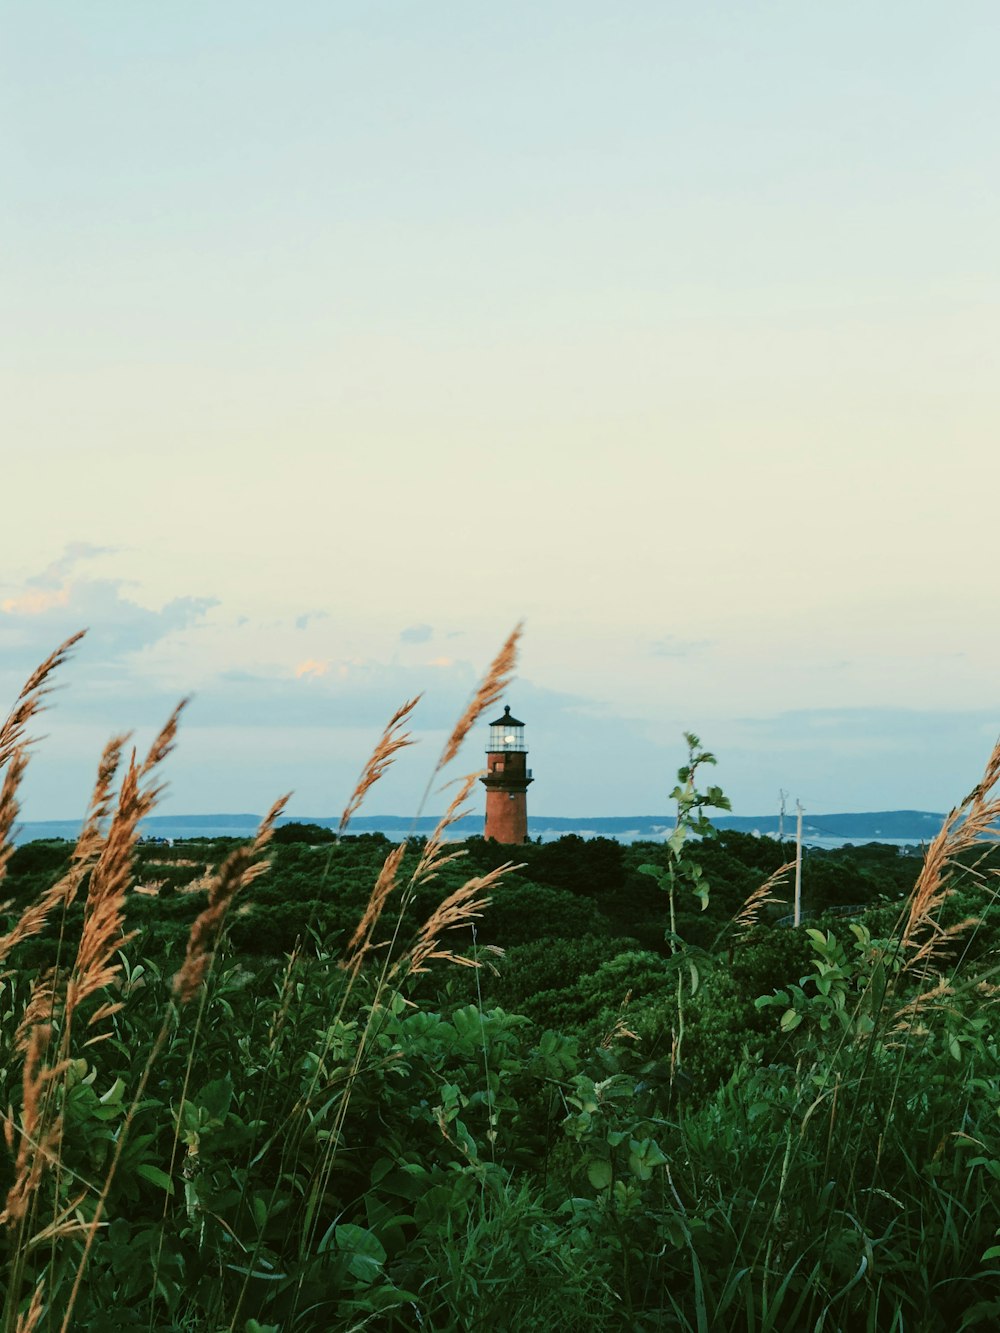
[715,810,946,840]
[13,809,948,845]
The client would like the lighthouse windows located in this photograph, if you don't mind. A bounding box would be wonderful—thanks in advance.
[481,706,532,844]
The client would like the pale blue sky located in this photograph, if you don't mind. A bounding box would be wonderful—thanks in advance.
[2,3,998,820]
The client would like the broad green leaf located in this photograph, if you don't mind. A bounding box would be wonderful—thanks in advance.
[335,1223,386,1284]
[586,1158,612,1189]
[99,1077,126,1106]
[668,827,688,856]
[196,1076,233,1122]
[136,1164,174,1195]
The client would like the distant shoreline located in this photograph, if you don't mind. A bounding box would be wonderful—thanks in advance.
[12,809,945,847]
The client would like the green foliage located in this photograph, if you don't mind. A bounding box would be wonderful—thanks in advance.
[3,759,999,1329]
[636,734,733,1084]
[271,821,337,845]
[531,834,626,895]
[475,880,614,948]
[755,922,902,1039]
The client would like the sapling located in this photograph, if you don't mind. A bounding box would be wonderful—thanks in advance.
[640,733,731,1088]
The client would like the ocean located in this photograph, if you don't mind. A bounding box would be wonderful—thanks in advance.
[12,815,927,852]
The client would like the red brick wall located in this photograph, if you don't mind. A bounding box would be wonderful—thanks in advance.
[484,787,528,844]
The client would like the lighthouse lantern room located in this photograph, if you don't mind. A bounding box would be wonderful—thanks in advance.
[481,705,533,844]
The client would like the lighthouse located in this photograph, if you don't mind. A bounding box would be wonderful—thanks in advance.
[481,705,533,844]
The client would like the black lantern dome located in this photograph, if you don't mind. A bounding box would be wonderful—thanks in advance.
[488,705,527,754]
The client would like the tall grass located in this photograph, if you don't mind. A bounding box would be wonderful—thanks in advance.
[0,632,997,1330]
[0,631,526,1330]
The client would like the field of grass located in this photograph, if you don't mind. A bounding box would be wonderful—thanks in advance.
[0,632,998,1331]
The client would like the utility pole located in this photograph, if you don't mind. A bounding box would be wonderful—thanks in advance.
[793,800,804,927]
[778,789,787,842]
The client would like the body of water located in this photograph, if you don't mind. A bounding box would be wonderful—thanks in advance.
[14,816,927,852]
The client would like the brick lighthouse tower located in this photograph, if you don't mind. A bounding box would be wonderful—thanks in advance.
[481,705,533,844]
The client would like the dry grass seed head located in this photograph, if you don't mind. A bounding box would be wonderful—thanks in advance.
[15,970,59,1053]
[891,978,955,1031]
[67,753,145,1018]
[0,635,93,948]
[340,697,421,833]
[905,917,981,973]
[412,771,483,887]
[68,703,185,1026]
[0,631,86,773]
[402,863,513,976]
[1,1024,69,1228]
[341,841,408,974]
[0,734,129,976]
[14,1276,45,1333]
[437,624,522,771]
[733,862,795,940]
[71,733,129,865]
[902,733,1000,966]
[601,991,639,1048]
[0,748,29,887]
[174,794,288,1004]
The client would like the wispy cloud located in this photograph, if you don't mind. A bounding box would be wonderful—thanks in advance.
[711,706,1000,815]
[650,636,711,659]
[400,623,433,644]
[27,542,117,588]
[0,544,218,661]
[2,542,112,615]
[295,611,329,631]
[295,658,331,679]
[1,586,71,616]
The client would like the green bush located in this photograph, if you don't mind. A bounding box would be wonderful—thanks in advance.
[3,645,1000,1330]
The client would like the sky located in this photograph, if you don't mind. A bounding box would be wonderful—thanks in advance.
[2,2,999,823]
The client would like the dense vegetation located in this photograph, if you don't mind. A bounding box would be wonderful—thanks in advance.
[1,634,998,1330]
